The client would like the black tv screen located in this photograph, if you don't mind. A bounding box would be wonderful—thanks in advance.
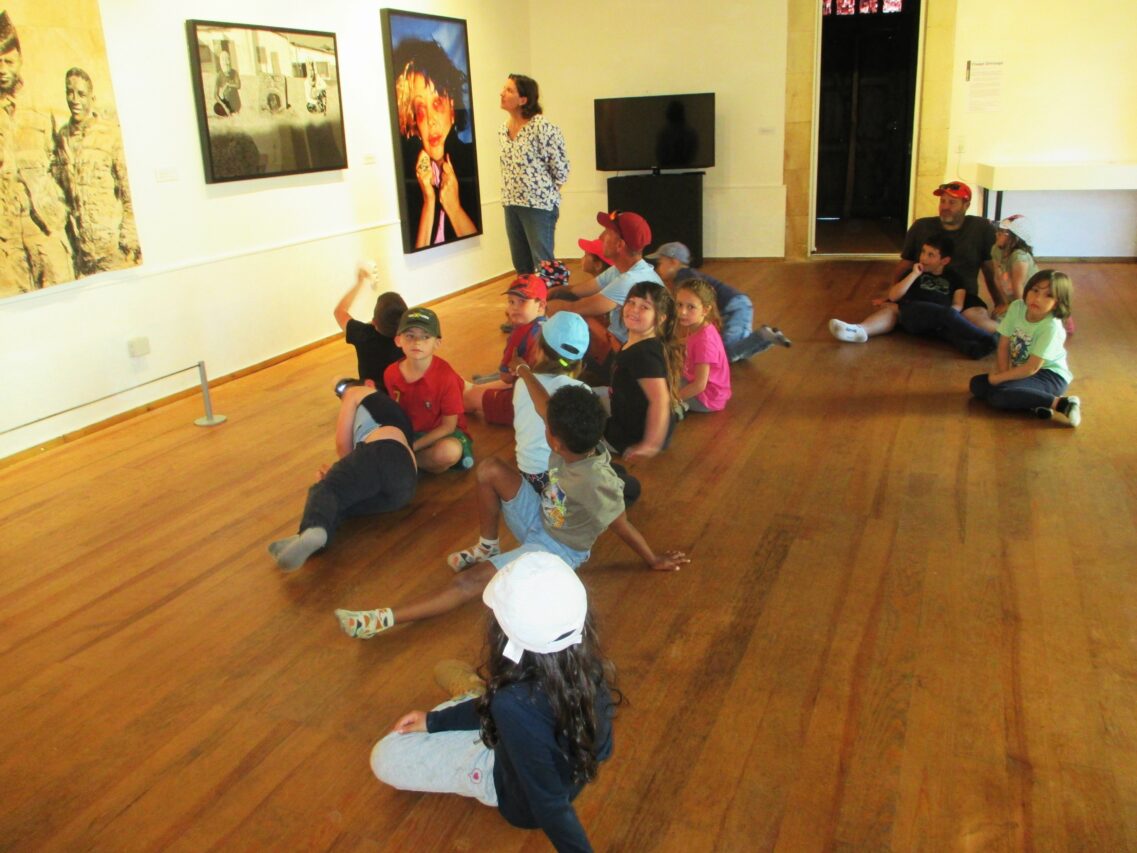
[594,93,715,172]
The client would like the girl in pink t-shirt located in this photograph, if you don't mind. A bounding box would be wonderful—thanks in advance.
[676,279,732,412]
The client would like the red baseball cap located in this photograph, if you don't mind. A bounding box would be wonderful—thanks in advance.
[577,234,613,266]
[504,273,548,301]
[933,181,972,202]
[595,210,652,254]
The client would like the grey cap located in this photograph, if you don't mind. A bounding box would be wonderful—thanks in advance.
[645,241,691,264]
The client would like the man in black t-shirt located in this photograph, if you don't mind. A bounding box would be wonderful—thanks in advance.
[894,181,1000,333]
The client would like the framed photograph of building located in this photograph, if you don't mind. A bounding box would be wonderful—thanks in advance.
[380,9,482,254]
[186,20,348,183]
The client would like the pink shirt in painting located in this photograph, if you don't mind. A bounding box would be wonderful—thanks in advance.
[683,323,731,411]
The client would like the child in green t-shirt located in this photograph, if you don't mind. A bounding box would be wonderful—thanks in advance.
[969,270,1081,426]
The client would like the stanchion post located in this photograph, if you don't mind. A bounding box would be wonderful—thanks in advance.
[194,361,227,427]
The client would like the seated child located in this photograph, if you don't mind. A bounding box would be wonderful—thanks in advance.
[384,307,474,473]
[675,279,731,413]
[970,270,1080,426]
[464,274,548,424]
[544,238,613,308]
[333,262,406,395]
[602,282,684,461]
[372,551,616,852]
[648,242,791,362]
[334,385,689,639]
[268,387,417,571]
[507,312,591,493]
[829,234,997,359]
[991,215,1038,309]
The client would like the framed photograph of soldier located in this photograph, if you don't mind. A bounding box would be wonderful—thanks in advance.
[0,1,142,299]
[380,9,483,254]
[185,20,348,184]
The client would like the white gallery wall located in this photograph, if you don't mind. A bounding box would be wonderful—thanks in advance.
[528,0,788,260]
[0,0,793,459]
[0,0,532,458]
[949,0,1137,256]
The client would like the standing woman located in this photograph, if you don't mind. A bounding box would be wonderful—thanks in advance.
[499,74,570,274]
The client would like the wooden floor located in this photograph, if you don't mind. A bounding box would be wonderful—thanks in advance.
[2,259,1135,851]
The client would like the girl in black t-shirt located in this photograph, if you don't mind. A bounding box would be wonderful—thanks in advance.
[603,282,684,460]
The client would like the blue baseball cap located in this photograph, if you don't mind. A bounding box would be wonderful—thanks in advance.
[541,312,589,363]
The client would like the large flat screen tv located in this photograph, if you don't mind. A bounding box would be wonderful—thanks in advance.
[594,92,715,172]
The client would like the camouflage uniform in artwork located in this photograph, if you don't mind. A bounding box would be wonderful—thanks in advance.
[0,89,72,295]
[0,9,75,295]
[56,113,139,274]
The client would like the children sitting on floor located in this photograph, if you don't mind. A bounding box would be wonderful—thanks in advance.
[332,262,407,396]
[464,274,547,424]
[970,270,1080,426]
[648,242,791,362]
[268,387,417,571]
[503,312,591,494]
[333,384,688,639]
[829,233,997,359]
[371,551,616,852]
[385,307,474,473]
[601,282,684,461]
[675,278,732,413]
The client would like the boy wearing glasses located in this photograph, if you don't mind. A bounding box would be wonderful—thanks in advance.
[895,181,1000,333]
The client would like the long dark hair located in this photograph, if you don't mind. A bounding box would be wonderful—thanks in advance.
[476,612,619,785]
[625,281,685,404]
[508,73,542,118]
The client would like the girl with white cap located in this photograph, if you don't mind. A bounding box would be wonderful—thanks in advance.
[991,214,1038,314]
[371,551,615,852]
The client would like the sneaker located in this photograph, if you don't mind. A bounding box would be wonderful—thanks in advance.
[434,659,485,698]
[447,543,500,572]
[1031,406,1054,420]
[335,607,394,639]
[500,323,514,333]
[1063,396,1081,428]
[829,319,868,343]
[758,325,793,348]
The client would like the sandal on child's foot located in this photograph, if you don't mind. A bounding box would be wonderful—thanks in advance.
[335,607,394,639]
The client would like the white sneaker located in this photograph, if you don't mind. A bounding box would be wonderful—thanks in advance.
[829,319,868,343]
[1063,396,1081,428]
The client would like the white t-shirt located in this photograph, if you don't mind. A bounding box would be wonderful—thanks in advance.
[513,373,589,474]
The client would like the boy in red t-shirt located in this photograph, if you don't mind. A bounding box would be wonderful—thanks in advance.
[384,307,473,473]
[463,273,547,425]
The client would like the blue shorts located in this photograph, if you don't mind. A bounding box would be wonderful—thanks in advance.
[489,479,590,571]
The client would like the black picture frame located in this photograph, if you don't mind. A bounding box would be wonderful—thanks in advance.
[380,9,483,254]
[186,19,348,183]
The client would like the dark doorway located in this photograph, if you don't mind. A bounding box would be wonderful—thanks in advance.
[814,0,921,254]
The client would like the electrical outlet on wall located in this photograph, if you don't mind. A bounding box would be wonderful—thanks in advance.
[128,337,150,358]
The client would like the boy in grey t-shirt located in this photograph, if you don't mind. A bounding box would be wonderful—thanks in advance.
[335,384,688,639]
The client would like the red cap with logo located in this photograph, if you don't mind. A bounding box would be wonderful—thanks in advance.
[504,273,548,301]
[933,181,972,202]
[595,210,652,254]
